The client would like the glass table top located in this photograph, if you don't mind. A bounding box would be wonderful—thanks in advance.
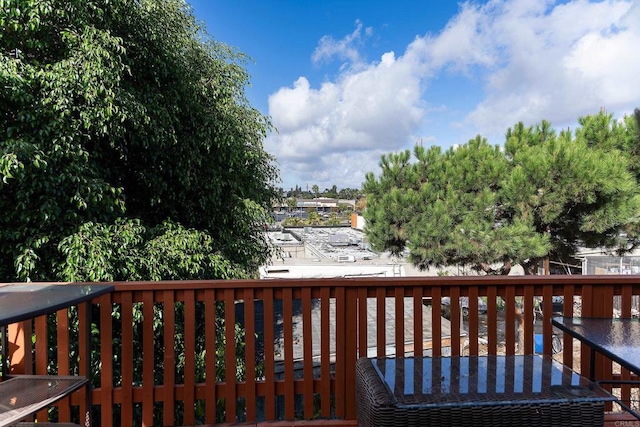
[0,284,114,326]
[552,316,640,375]
[370,355,614,408]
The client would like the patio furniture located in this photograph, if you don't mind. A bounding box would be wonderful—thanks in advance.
[355,355,615,427]
[551,316,640,380]
[552,316,640,419]
[0,376,88,426]
[0,284,114,426]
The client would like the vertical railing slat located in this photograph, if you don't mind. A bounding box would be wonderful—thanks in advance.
[142,291,155,426]
[345,287,358,420]
[413,287,423,358]
[99,292,114,426]
[283,288,295,420]
[35,315,48,422]
[263,288,276,420]
[582,283,593,317]
[580,283,594,379]
[562,284,575,369]
[596,284,615,408]
[319,287,331,418]
[56,308,71,421]
[183,290,196,425]
[224,288,237,423]
[34,316,48,373]
[431,287,442,357]
[394,289,404,358]
[121,291,134,425]
[358,288,368,359]
[620,284,633,406]
[375,288,385,358]
[163,290,176,425]
[301,287,313,419]
[78,302,92,426]
[22,320,33,375]
[334,286,346,418]
[467,286,479,356]
[204,289,217,424]
[486,286,498,355]
[523,286,534,355]
[449,286,461,356]
[504,286,516,355]
[244,288,257,422]
[541,286,553,356]
[621,283,633,316]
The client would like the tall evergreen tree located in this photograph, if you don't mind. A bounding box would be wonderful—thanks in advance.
[364,112,640,274]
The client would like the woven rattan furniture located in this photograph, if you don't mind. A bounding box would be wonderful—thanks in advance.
[355,355,615,427]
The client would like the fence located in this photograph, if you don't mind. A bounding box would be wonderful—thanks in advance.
[5,276,640,425]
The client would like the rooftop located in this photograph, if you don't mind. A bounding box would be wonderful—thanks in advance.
[263,226,523,277]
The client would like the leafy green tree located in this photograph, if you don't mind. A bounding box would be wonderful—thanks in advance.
[58,219,246,281]
[364,113,640,274]
[338,187,361,199]
[305,211,322,226]
[312,184,320,198]
[0,0,280,281]
[324,184,338,198]
[338,203,352,214]
[1,2,278,424]
[282,216,304,227]
[286,197,297,213]
[327,212,341,226]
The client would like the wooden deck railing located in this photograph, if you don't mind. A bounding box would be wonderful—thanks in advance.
[5,276,640,425]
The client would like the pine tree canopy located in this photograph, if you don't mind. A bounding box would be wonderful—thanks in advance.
[364,111,640,275]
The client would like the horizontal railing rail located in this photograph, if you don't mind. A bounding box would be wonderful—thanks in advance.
[5,275,640,425]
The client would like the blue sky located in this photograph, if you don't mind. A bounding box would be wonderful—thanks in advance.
[188,0,640,192]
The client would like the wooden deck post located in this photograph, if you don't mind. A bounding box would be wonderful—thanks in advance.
[581,282,615,411]
[7,322,30,375]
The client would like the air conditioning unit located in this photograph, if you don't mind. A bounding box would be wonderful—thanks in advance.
[337,255,356,263]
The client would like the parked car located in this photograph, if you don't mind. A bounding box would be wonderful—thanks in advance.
[534,296,565,320]
[441,297,488,317]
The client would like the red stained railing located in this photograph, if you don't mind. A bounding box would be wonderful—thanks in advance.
[6,276,640,425]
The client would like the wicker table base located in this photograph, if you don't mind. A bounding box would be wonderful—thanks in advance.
[355,355,615,427]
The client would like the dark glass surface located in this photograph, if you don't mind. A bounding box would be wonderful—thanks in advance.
[370,355,614,408]
[0,284,114,326]
[552,316,640,375]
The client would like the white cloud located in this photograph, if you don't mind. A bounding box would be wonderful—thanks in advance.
[268,77,339,134]
[459,0,639,132]
[405,2,499,73]
[311,19,372,69]
[267,0,640,190]
[266,48,426,189]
